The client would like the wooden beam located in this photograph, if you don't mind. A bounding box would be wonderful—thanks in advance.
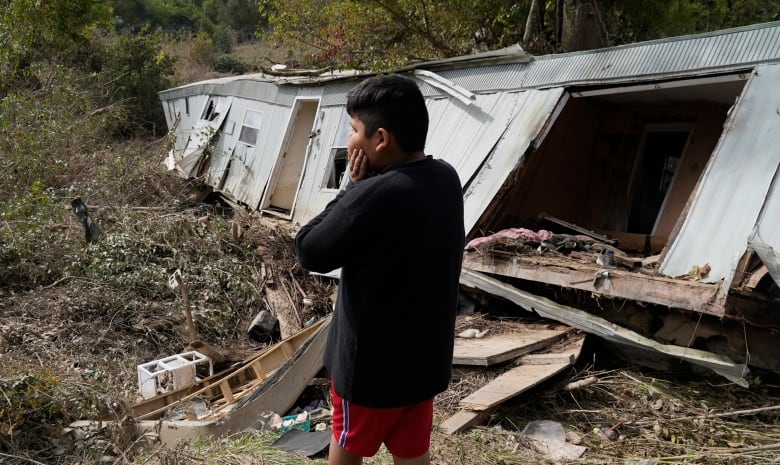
[463,252,723,316]
[251,361,267,381]
[219,381,235,404]
[521,352,577,365]
[745,265,769,289]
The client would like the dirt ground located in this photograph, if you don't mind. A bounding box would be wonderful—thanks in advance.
[1,146,779,465]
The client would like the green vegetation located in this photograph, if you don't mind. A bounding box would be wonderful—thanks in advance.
[259,0,779,69]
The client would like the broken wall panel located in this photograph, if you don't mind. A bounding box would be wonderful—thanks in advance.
[500,99,728,245]
[425,91,530,185]
[661,63,780,284]
[463,88,566,235]
[220,101,296,208]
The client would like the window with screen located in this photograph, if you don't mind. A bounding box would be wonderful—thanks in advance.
[238,109,263,146]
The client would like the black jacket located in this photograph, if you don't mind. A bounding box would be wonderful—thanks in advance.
[295,156,465,407]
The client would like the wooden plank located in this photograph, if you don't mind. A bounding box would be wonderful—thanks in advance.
[219,381,235,404]
[442,335,586,435]
[745,265,768,289]
[520,352,576,365]
[459,362,570,411]
[458,335,585,411]
[463,253,723,316]
[280,341,294,358]
[453,329,569,366]
[251,361,267,381]
[439,410,492,435]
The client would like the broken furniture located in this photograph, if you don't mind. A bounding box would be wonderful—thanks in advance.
[124,316,331,445]
[137,351,213,399]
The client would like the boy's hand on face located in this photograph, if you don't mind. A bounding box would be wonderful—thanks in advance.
[349,148,376,182]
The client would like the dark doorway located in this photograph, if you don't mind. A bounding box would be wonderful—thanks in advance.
[628,130,690,234]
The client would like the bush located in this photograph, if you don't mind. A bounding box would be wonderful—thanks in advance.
[214,54,250,74]
[190,31,217,67]
[211,25,236,54]
[0,372,64,447]
[96,27,176,135]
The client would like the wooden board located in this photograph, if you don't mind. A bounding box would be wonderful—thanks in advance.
[453,328,569,366]
[458,361,571,411]
[441,335,585,434]
[439,410,491,435]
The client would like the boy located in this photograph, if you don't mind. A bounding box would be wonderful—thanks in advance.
[295,74,465,465]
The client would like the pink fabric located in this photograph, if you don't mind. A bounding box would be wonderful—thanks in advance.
[465,228,553,250]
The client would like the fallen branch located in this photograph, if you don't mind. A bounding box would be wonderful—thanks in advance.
[563,376,599,391]
[630,404,780,426]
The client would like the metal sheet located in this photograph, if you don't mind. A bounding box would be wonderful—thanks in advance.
[749,161,780,287]
[463,88,565,234]
[660,63,780,283]
[173,96,233,175]
[426,91,529,186]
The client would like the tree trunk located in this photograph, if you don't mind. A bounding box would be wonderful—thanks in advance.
[561,0,605,52]
[523,0,542,44]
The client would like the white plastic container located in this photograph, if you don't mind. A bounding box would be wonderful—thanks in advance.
[137,351,213,399]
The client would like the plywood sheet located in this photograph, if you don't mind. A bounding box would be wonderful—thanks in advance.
[453,328,569,366]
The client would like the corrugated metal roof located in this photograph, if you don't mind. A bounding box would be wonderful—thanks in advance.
[659,63,780,284]
[159,22,780,105]
[434,21,780,92]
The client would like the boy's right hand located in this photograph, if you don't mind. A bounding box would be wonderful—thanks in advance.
[348,148,376,182]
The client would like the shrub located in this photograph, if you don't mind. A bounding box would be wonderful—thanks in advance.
[190,31,217,67]
[214,54,250,74]
[96,27,176,135]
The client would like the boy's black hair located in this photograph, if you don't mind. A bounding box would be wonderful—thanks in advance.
[346,74,428,154]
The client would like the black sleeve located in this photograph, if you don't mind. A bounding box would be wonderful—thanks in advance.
[294,183,364,273]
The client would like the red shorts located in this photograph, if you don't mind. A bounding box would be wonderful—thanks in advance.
[331,382,433,458]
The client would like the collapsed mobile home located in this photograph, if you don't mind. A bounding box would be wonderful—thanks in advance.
[160,22,780,383]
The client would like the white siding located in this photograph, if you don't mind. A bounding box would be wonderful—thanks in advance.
[221,101,292,208]
[292,106,346,224]
[660,63,780,284]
